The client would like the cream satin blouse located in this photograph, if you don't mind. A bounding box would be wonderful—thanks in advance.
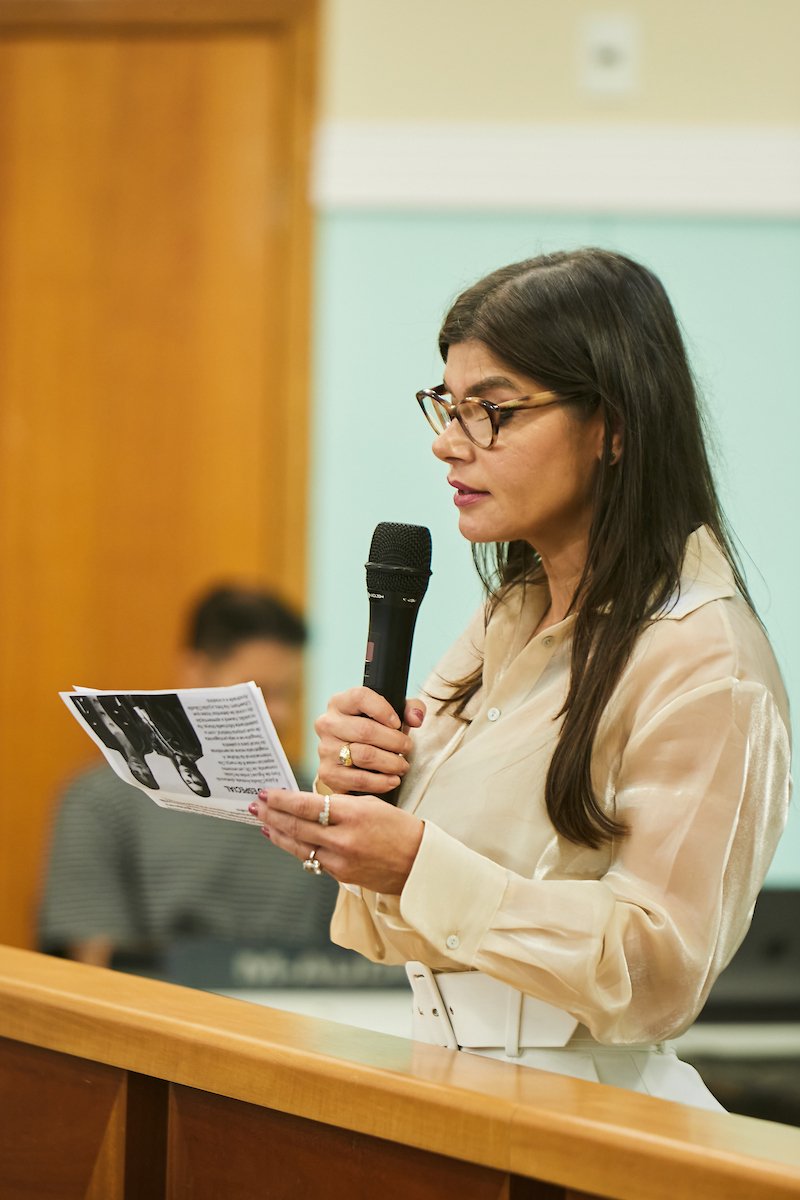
[330,528,792,1045]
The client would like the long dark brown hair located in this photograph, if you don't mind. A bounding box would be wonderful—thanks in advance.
[437,248,755,849]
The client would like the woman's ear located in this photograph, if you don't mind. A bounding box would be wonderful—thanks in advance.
[608,422,624,465]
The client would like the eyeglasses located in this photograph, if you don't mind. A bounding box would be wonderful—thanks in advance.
[416,384,564,449]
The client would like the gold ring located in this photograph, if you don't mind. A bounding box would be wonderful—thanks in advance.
[338,743,353,768]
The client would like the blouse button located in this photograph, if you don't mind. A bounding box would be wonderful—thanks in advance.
[446,934,460,950]
[542,635,554,648]
[487,707,501,722]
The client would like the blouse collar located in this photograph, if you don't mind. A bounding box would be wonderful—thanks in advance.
[656,526,738,621]
[492,524,739,653]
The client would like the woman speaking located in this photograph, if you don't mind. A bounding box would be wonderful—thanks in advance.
[253,248,791,1109]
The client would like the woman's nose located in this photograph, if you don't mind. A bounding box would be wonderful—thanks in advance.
[432,419,472,462]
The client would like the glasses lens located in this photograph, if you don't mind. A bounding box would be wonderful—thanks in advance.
[419,391,450,435]
[459,399,493,447]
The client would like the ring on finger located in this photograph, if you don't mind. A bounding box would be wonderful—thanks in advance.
[302,848,322,876]
[318,795,332,827]
[338,743,353,769]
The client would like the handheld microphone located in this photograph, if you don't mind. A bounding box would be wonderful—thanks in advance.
[362,522,432,804]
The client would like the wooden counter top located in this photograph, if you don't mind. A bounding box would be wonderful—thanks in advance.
[2,945,799,1199]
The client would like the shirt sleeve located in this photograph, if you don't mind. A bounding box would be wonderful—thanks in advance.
[394,676,791,1043]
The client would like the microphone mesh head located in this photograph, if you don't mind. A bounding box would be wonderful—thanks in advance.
[366,523,432,601]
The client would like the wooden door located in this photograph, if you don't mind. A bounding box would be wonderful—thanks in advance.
[0,1,316,947]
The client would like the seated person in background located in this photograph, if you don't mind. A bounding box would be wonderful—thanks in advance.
[39,585,339,972]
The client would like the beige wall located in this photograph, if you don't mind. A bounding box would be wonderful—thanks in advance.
[320,0,800,123]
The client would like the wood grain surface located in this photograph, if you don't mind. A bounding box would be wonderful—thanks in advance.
[1,946,799,1200]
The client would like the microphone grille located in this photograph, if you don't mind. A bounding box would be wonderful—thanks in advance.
[366,522,432,600]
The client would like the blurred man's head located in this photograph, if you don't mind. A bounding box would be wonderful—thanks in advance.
[180,586,307,737]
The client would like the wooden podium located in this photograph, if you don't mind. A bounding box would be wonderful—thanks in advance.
[1,947,799,1200]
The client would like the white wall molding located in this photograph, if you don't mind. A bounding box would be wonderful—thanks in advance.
[313,121,800,216]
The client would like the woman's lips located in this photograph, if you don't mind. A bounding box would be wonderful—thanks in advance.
[450,479,489,508]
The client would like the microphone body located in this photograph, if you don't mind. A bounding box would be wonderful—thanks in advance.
[363,591,424,721]
[361,522,432,804]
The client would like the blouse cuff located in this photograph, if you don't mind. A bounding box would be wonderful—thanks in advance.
[398,820,508,966]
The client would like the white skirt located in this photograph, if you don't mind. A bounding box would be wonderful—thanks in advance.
[460,1039,725,1112]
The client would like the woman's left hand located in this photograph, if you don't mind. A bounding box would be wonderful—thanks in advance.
[251,789,424,895]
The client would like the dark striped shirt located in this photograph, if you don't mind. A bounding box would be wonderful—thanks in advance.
[38,763,340,959]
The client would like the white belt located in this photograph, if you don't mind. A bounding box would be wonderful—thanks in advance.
[406,962,580,1058]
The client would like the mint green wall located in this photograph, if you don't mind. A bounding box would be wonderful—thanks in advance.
[307,212,799,883]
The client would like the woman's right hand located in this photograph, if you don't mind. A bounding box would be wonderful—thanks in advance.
[315,687,426,796]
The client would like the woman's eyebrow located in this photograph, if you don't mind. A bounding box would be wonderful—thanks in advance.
[442,374,519,397]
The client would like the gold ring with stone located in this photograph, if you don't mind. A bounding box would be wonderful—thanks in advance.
[338,743,353,768]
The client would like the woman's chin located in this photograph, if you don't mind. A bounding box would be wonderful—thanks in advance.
[457,512,510,544]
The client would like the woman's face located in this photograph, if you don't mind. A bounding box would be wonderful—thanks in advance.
[432,340,606,555]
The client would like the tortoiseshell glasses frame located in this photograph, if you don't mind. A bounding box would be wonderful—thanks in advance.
[416,384,565,449]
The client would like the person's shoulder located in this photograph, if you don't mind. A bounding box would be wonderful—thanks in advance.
[630,594,731,690]
[646,588,777,686]
[618,591,787,738]
[58,761,147,809]
[635,527,778,684]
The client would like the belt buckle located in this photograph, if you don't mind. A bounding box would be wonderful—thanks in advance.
[405,962,458,1049]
